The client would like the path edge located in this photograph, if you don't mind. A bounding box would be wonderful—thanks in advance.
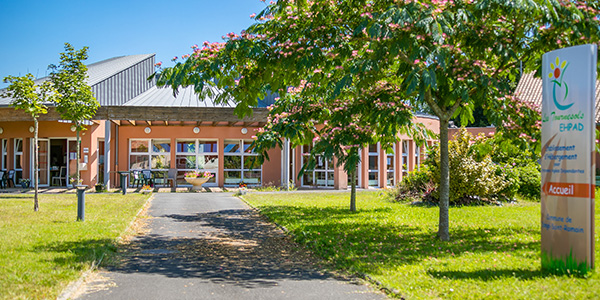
[57,193,155,300]
[237,193,401,299]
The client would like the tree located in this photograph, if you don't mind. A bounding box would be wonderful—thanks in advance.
[48,43,99,185]
[2,74,59,211]
[157,0,600,240]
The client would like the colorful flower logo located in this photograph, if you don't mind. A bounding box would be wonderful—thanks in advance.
[548,56,573,111]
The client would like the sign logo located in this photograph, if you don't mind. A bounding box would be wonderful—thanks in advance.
[548,57,573,110]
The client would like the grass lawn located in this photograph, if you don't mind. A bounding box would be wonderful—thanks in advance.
[244,191,600,300]
[0,193,149,300]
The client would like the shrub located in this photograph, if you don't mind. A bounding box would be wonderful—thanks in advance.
[394,167,435,203]
[427,129,511,204]
[516,163,541,200]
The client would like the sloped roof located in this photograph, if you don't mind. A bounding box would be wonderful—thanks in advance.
[86,54,154,86]
[0,54,154,106]
[515,72,600,123]
[123,85,234,107]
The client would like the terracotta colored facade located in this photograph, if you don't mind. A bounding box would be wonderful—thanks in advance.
[0,115,440,189]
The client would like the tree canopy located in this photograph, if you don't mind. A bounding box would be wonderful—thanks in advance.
[156,0,600,239]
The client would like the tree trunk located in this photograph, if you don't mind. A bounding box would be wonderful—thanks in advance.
[76,128,80,185]
[34,118,39,212]
[350,167,356,212]
[438,117,450,241]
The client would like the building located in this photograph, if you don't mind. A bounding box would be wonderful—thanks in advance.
[0,54,439,189]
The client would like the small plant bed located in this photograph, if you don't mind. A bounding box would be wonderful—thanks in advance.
[243,191,600,299]
[0,193,149,299]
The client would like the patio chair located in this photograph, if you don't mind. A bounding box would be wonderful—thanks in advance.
[6,170,15,188]
[142,170,153,187]
[132,170,143,187]
[0,171,5,189]
[52,166,67,186]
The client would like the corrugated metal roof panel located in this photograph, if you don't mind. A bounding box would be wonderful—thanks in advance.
[123,85,234,108]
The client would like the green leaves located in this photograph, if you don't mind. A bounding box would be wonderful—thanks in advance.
[2,74,56,119]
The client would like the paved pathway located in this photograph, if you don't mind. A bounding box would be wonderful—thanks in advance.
[75,193,385,300]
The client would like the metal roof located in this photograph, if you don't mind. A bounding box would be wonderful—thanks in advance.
[123,85,234,107]
[0,54,155,106]
[515,72,600,123]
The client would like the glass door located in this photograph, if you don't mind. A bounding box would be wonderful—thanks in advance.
[68,140,77,184]
[36,139,49,186]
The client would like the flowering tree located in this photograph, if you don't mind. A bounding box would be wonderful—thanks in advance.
[49,43,99,185]
[157,0,600,240]
[2,74,59,211]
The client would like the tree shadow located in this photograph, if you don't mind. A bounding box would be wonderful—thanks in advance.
[428,268,546,281]
[77,208,356,289]
[253,204,553,278]
[34,238,118,270]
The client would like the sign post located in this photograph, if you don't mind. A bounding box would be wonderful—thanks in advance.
[541,44,597,274]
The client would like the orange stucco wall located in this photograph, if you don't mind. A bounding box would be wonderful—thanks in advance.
[0,120,103,186]
[449,127,496,139]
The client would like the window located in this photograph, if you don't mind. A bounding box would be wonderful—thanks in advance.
[224,140,261,186]
[1,139,7,170]
[14,138,23,182]
[176,140,218,185]
[129,139,172,184]
[415,145,421,171]
[368,144,379,187]
[402,141,409,177]
[386,144,396,187]
[301,144,334,187]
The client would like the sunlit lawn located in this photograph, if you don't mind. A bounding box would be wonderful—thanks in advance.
[244,191,600,299]
[0,193,149,300]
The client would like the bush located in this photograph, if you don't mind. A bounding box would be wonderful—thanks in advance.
[426,129,512,204]
[394,167,435,203]
[516,163,541,200]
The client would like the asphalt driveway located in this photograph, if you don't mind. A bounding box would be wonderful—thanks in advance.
[74,193,385,300]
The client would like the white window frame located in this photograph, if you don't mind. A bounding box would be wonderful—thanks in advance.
[368,143,379,187]
[415,144,421,171]
[1,139,7,170]
[176,139,218,186]
[386,144,396,187]
[300,144,335,188]
[14,138,23,182]
[402,140,409,177]
[223,139,261,186]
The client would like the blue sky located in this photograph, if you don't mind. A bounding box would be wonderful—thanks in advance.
[0,0,268,88]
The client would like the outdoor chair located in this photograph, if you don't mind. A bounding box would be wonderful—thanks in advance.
[132,170,143,187]
[166,168,177,188]
[6,170,15,188]
[52,166,67,186]
[142,170,153,187]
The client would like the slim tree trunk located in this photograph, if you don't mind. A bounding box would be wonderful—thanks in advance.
[76,128,80,185]
[34,118,39,212]
[438,117,450,241]
[350,167,356,212]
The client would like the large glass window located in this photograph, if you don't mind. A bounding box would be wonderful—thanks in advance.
[176,139,218,185]
[368,144,379,187]
[301,144,334,188]
[1,139,7,170]
[14,138,23,182]
[386,144,396,187]
[224,140,261,186]
[402,141,409,177]
[129,139,171,171]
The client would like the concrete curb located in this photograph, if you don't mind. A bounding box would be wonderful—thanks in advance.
[57,193,155,300]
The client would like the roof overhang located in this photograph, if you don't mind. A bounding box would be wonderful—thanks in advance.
[0,106,269,123]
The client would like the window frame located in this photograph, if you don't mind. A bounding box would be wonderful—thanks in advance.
[223,139,262,186]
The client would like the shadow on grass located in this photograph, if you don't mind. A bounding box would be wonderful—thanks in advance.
[253,204,549,279]
[34,238,117,270]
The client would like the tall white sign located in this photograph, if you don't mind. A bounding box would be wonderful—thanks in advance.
[541,44,596,273]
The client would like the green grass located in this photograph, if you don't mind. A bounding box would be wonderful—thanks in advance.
[244,192,600,300]
[0,193,149,300]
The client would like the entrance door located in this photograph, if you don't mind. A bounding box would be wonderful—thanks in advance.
[36,139,49,186]
[68,140,77,183]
